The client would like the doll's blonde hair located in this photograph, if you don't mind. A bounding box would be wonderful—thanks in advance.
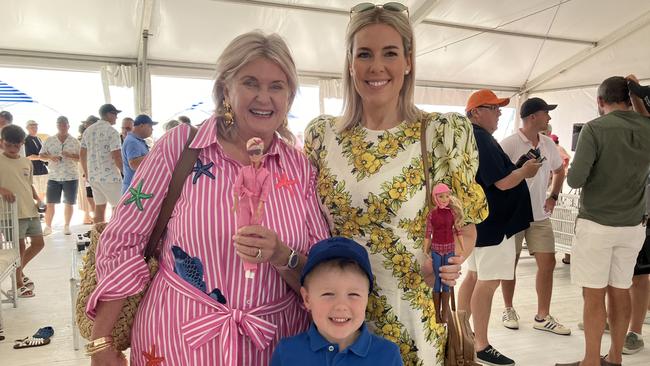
[246,137,264,151]
[431,192,465,229]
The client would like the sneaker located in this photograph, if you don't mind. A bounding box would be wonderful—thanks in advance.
[577,321,609,333]
[534,315,571,335]
[63,226,71,235]
[502,307,519,329]
[42,226,52,236]
[622,332,644,354]
[476,345,515,366]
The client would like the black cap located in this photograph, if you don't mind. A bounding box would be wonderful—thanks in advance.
[520,97,557,118]
[134,114,158,126]
[98,104,122,116]
[301,237,374,292]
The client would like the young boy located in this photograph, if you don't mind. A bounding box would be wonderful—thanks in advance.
[271,237,403,365]
[0,125,45,298]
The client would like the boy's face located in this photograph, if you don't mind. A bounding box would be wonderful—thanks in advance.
[1,139,23,157]
[300,265,369,350]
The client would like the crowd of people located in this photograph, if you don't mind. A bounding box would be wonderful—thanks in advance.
[0,3,649,366]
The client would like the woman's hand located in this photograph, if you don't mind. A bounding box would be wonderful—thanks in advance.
[233,225,289,267]
[90,348,127,366]
[421,255,463,287]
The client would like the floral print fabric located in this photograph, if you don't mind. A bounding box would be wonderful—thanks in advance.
[304,112,487,366]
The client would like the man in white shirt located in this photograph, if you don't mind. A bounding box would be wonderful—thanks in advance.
[80,104,123,223]
[40,116,81,235]
[499,97,569,335]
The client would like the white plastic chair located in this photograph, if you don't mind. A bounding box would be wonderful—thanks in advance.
[0,199,20,329]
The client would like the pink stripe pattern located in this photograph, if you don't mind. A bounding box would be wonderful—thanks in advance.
[86,118,329,365]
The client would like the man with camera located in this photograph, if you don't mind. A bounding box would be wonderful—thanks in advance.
[499,97,569,336]
[459,89,541,366]
[557,76,650,366]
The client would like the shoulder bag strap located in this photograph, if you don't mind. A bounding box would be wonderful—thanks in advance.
[420,117,458,312]
[420,118,432,209]
[143,126,199,259]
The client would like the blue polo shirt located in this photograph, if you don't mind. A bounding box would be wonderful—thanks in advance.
[121,133,149,193]
[270,322,403,366]
[473,124,532,246]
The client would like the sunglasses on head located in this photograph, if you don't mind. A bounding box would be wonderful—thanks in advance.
[350,2,409,17]
[247,148,263,156]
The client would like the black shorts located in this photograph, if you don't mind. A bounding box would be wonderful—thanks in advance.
[86,186,93,198]
[633,233,650,276]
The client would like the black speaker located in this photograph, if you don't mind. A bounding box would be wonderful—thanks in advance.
[571,123,584,151]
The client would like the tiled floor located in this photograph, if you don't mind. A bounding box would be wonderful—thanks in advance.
[0,217,648,365]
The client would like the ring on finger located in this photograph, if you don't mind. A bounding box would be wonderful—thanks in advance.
[256,248,263,259]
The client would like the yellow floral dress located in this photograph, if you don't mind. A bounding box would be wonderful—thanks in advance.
[304,112,488,366]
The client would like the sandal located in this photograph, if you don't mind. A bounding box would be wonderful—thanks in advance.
[13,336,51,349]
[7,286,35,298]
[22,276,34,290]
[14,326,54,343]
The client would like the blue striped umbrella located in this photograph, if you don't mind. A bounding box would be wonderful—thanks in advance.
[0,80,35,104]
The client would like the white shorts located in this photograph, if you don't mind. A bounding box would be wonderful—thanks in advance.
[571,218,645,289]
[89,181,123,206]
[33,174,48,196]
[466,235,516,281]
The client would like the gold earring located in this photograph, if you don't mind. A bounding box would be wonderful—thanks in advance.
[223,100,234,127]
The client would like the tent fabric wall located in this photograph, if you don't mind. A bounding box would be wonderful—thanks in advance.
[2,0,650,136]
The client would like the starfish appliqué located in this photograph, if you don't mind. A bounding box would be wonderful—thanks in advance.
[192,158,215,184]
[142,344,165,366]
[275,173,298,196]
[123,180,154,211]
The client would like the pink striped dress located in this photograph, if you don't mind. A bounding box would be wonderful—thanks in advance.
[86,118,329,365]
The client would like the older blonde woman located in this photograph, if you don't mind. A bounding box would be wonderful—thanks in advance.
[304,3,487,365]
[88,31,329,366]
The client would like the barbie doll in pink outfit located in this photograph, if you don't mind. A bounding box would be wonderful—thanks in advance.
[233,137,272,278]
[423,183,464,322]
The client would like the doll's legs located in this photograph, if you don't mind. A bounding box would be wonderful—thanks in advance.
[441,252,454,293]
[432,252,444,323]
[236,199,257,277]
[440,252,454,322]
[431,252,443,292]
[432,251,454,323]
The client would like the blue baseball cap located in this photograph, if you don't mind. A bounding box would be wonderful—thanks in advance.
[301,237,374,292]
[134,114,158,126]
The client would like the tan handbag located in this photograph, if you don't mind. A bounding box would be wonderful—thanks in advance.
[75,127,199,350]
[420,118,479,366]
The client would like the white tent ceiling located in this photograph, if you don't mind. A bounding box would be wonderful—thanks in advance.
[1,0,650,93]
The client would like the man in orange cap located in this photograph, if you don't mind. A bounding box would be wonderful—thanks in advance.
[458,89,541,366]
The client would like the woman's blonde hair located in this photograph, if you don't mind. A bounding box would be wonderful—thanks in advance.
[337,8,421,132]
[212,30,297,145]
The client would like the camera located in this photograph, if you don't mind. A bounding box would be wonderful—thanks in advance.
[515,148,544,168]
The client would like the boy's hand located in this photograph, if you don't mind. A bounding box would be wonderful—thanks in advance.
[0,187,16,203]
